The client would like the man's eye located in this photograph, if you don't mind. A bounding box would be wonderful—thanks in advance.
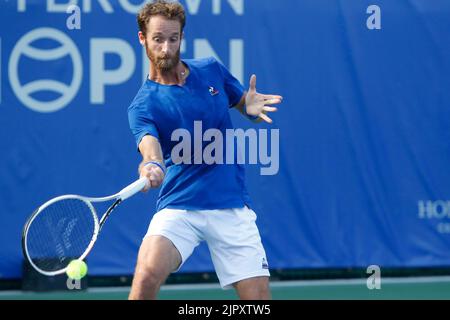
[170,38,178,42]
[153,37,160,42]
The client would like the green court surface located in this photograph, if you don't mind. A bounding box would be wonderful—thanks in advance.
[1,277,450,300]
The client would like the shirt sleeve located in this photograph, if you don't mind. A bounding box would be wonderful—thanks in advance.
[214,58,245,107]
[128,103,159,151]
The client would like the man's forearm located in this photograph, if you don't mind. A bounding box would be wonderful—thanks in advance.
[138,135,164,174]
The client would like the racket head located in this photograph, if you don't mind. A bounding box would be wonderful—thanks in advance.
[22,195,99,276]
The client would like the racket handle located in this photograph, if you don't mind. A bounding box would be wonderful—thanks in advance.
[118,177,149,200]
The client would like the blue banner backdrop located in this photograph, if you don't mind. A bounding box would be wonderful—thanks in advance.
[1,0,450,279]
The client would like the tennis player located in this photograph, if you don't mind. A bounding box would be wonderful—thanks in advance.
[127,0,282,300]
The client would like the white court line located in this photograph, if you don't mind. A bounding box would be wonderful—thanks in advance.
[82,275,450,293]
[267,276,450,287]
[1,275,450,296]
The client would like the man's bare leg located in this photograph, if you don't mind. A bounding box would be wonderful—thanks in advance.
[128,235,181,300]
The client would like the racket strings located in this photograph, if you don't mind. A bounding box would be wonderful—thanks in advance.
[25,198,96,274]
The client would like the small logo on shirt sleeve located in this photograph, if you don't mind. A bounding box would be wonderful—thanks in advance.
[209,86,219,96]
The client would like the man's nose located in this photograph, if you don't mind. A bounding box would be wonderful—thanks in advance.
[161,41,169,54]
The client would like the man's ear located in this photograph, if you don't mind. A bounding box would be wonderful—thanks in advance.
[138,31,146,46]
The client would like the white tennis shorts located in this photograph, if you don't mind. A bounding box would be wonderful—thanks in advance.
[144,206,270,289]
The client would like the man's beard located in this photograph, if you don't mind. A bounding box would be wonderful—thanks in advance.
[145,42,180,72]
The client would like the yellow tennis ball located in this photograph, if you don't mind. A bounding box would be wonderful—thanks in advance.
[66,259,88,280]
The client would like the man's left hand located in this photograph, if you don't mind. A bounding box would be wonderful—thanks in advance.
[245,74,283,123]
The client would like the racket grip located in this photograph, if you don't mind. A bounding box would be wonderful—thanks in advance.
[118,177,149,200]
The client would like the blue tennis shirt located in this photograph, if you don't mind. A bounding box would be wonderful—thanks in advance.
[128,57,251,212]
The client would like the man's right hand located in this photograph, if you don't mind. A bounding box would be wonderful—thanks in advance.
[140,163,165,192]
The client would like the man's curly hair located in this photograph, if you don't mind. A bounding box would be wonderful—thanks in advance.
[137,0,186,35]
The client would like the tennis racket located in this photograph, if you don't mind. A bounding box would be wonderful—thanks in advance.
[21,177,149,276]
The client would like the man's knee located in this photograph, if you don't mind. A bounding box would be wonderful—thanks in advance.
[135,259,169,286]
[131,235,181,294]
[140,235,182,272]
[257,282,271,299]
[234,276,271,300]
[251,281,271,299]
